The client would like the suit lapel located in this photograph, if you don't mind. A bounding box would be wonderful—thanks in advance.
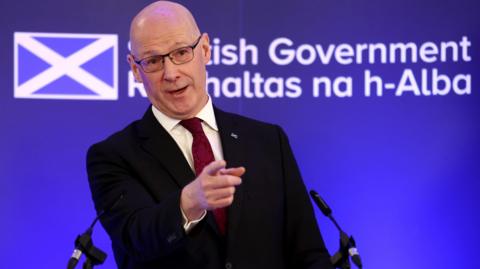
[214,107,246,244]
[136,107,195,189]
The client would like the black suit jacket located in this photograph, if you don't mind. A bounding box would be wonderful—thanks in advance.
[87,106,332,269]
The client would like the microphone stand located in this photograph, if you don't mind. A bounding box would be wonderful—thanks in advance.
[310,190,362,269]
[67,193,123,269]
[67,216,107,269]
[329,230,357,269]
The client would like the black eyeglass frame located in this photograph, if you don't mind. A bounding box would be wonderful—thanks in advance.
[132,34,203,73]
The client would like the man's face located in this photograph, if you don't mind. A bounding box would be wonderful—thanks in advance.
[128,23,211,119]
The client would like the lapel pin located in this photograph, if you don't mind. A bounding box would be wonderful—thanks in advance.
[230,132,238,139]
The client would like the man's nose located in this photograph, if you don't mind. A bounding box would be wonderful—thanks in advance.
[162,57,180,82]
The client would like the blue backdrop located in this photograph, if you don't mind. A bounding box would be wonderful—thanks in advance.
[1,0,479,268]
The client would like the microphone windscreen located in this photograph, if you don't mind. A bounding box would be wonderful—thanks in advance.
[309,190,332,216]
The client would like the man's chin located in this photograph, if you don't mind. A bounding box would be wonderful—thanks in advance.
[169,105,199,120]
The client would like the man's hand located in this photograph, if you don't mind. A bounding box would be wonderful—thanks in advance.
[180,160,245,221]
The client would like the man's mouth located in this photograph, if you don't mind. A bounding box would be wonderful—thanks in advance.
[169,86,188,96]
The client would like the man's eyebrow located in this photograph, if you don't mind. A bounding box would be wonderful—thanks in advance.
[138,42,191,58]
[139,50,160,58]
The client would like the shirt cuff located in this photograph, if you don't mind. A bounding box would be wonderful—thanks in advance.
[181,208,207,232]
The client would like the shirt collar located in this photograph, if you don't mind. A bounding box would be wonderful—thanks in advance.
[151,95,218,132]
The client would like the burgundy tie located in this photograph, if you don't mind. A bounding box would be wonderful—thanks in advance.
[180,117,227,235]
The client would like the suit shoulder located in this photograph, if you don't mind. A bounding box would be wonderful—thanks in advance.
[87,119,141,154]
[215,108,290,148]
[217,108,280,131]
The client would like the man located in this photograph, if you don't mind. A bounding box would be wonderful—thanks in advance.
[87,1,333,268]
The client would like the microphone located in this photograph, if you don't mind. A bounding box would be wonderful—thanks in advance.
[67,193,124,269]
[310,190,363,269]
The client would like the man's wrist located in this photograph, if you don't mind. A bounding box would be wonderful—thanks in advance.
[180,207,206,232]
[180,187,205,220]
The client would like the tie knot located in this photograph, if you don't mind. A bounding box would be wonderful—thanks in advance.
[180,117,204,135]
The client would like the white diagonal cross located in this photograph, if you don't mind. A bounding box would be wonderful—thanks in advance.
[14,32,118,100]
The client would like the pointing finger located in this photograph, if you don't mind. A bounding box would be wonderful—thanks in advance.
[220,167,246,177]
[204,160,227,176]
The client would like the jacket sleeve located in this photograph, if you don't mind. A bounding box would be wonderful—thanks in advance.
[276,126,334,269]
[86,141,188,263]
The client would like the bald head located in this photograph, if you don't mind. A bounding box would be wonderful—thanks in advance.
[130,1,201,57]
[126,1,211,119]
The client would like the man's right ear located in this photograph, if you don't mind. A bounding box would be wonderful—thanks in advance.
[127,54,143,83]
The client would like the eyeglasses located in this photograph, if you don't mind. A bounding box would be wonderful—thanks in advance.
[133,35,203,73]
